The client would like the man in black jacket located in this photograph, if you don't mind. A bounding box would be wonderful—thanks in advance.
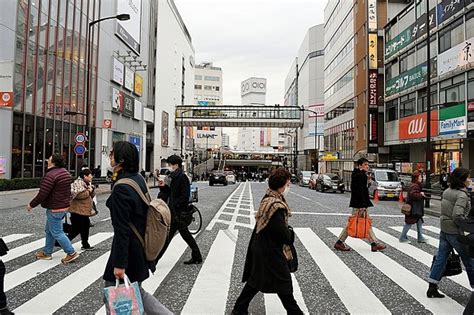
[334,158,386,252]
[158,155,202,264]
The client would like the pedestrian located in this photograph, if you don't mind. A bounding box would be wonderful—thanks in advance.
[0,239,13,315]
[440,167,449,191]
[28,154,79,264]
[427,167,473,298]
[68,168,97,250]
[399,171,427,243]
[141,169,146,179]
[334,157,386,252]
[103,141,172,314]
[157,155,202,264]
[232,168,303,315]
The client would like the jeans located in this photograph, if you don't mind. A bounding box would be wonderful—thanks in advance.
[104,280,173,314]
[429,231,474,287]
[68,213,91,247]
[399,220,424,241]
[0,260,6,310]
[44,210,75,255]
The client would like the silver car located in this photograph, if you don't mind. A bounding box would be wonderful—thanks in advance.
[368,169,402,200]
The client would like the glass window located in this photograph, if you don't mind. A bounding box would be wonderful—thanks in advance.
[407,49,416,69]
[439,18,463,53]
[194,75,202,80]
[400,93,416,117]
[194,85,202,90]
[467,11,474,39]
[468,80,474,100]
[386,99,398,122]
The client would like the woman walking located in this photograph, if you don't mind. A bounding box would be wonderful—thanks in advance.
[232,168,303,315]
[427,167,473,298]
[68,168,96,250]
[399,171,427,243]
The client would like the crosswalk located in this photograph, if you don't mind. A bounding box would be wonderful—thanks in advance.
[2,224,473,314]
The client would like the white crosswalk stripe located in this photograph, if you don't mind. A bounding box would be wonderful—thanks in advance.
[389,226,440,247]
[2,234,32,244]
[2,238,45,263]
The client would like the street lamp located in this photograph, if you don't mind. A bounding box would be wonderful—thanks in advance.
[301,106,319,173]
[279,132,295,173]
[85,14,130,166]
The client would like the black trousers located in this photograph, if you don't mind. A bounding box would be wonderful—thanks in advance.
[158,217,202,261]
[233,282,303,315]
[0,260,6,310]
[68,213,91,247]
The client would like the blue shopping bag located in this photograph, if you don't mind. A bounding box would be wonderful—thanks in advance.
[103,274,145,315]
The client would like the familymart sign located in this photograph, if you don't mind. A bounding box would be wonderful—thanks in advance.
[439,103,467,135]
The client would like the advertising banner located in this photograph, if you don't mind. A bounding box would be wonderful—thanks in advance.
[116,0,142,54]
[369,70,378,107]
[129,136,141,155]
[112,88,123,112]
[124,67,134,91]
[437,0,464,25]
[385,63,427,97]
[134,73,143,96]
[122,93,134,117]
[399,111,439,140]
[308,104,324,118]
[112,58,124,85]
[439,103,467,135]
[368,34,378,69]
[161,111,169,146]
[0,61,13,107]
[368,0,377,31]
[438,36,474,76]
[385,25,413,60]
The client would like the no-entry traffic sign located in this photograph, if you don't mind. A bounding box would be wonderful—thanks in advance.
[74,144,86,155]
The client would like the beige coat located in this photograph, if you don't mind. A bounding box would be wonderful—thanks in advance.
[69,187,95,216]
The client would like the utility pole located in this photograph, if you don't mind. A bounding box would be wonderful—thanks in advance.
[425,0,432,208]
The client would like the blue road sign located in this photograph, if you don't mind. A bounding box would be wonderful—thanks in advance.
[74,144,86,155]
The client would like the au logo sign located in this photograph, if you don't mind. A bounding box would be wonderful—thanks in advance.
[399,112,439,140]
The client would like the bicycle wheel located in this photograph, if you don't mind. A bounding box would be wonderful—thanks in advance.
[188,205,202,235]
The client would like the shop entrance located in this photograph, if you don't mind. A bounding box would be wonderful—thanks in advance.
[433,140,463,174]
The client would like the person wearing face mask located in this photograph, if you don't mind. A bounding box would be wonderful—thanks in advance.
[157,155,202,265]
[232,168,302,315]
[399,171,427,243]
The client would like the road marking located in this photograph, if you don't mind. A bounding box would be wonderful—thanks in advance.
[264,273,309,314]
[14,251,111,314]
[295,227,389,314]
[2,238,45,262]
[423,226,441,234]
[181,229,238,314]
[206,183,243,231]
[291,211,404,218]
[372,228,471,290]
[2,234,32,244]
[5,233,113,292]
[328,228,464,314]
[289,191,310,201]
[100,217,111,222]
[389,226,439,247]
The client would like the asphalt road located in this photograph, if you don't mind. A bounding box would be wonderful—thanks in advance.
[0,182,470,314]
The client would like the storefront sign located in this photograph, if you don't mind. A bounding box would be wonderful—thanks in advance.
[385,25,413,60]
[308,104,324,118]
[308,122,324,136]
[399,111,439,140]
[122,93,134,117]
[103,119,112,129]
[134,73,143,96]
[468,100,474,123]
[116,0,142,54]
[413,9,437,38]
[368,0,377,31]
[368,34,378,69]
[112,88,123,112]
[161,111,169,146]
[369,71,378,107]
[437,0,464,25]
[129,136,141,154]
[439,103,467,135]
[386,63,427,97]
[134,99,142,120]
[438,36,474,76]
[124,67,134,91]
[0,61,13,107]
[112,58,124,85]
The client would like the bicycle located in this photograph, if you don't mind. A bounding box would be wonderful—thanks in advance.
[187,185,202,235]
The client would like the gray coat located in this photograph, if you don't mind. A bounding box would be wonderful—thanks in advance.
[440,188,472,235]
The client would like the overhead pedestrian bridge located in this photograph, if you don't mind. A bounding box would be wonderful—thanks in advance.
[175,105,303,128]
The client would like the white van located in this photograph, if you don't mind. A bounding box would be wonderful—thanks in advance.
[368,169,403,200]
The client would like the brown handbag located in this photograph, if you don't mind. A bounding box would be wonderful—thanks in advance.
[401,202,412,215]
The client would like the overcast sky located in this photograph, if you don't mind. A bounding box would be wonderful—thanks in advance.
[174,0,327,144]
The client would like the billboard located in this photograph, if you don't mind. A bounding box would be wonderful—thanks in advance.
[134,73,143,96]
[161,111,169,146]
[438,36,474,76]
[0,61,13,107]
[112,88,123,112]
[367,0,377,31]
[399,111,439,140]
[437,0,464,25]
[439,103,467,135]
[122,93,134,117]
[112,58,124,85]
[308,104,324,118]
[241,78,267,96]
[124,67,134,91]
[116,0,142,54]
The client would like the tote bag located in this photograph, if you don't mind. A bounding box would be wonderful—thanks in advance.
[347,209,372,239]
[103,274,144,315]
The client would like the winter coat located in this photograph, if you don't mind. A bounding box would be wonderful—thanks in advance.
[158,168,190,217]
[242,194,293,294]
[440,187,472,235]
[349,168,373,209]
[405,182,424,224]
[69,180,95,217]
[30,167,72,210]
[103,172,150,283]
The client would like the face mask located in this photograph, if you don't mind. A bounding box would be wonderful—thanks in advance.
[282,186,290,197]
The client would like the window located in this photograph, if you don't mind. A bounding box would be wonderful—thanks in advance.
[417,89,427,113]
[195,75,202,80]
[467,11,474,39]
[407,49,416,69]
[439,18,463,53]
[215,86,220,91]
[400,93,416,117]
[439,75,465,105]
[204,85,212,90]
[204,76,220,81]
[194,85,202,90]
[400,52,408,73]
[386,99,398,122]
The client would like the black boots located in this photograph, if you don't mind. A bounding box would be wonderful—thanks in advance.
[427,283,445,298]
[183,257,202,265]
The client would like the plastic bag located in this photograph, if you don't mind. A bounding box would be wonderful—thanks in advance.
[103,274,144,315]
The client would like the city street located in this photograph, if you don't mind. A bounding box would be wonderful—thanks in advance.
[1,182,470,314]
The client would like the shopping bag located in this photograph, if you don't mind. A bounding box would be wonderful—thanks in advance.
[103,274,145,315]
[431,250,462,277]
[347,209,372,239]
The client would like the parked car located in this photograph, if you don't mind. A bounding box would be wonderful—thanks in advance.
[298,171,315,187]
[209,171,228,186]
[225,171,236,184]
[368,168,402,200]
[309,173,319,190]
[315,173,345,193]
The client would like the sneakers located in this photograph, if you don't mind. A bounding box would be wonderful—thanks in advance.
[399,238,411,243]
[371,243,386,252]
[61,252,79,264]
[334,242,351,251]
[35,250,52,260]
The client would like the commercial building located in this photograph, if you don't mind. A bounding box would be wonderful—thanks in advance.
[0,0,157,179]
[222,133,230,148]
[383,0,474,174]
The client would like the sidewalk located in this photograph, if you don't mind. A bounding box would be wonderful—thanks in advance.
[424,198,442,217]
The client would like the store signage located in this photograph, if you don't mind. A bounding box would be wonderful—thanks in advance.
[368,0,377,32]
[241,78,266,96]
[369,71,378,107]
[124,67,134,91]
[134,73,143,96]
[134,99,142,120]
[122,93,134,117]
[437,0,464,25]
[116,0,142,54]
[129,136,141,154]
[103,119,112,129]
[112,58,124,85]
[438,36,474,76]
[385,63,427,97]
[0,61,13,107]
[308,104,324,118]
[369,112,377,141]
[368,34,378,69]
[162,111,169,146]
[439,103,467,135]
[413,9,436,38]
[399,112,439,140]
[468,101,474,123]
[112,88,123,112]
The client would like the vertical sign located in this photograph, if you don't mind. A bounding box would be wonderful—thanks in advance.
[116,0,142,54]
[112,58,124,85]
[134,73,143,96]
[368,33,378,69]
[368,0,377,32]
[161,111,169,146]
[112,88,123,112]
[124,67,134,91]
[368,70,378,108]
[0,61,13,107]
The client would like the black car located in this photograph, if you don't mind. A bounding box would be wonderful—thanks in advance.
[209,172,228,186]
[315,173,345,193]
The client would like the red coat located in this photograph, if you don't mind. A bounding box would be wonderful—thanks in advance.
[406,182,424,224]
[30,167,72,210]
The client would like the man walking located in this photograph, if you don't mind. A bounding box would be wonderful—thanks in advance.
[334,157,386,252]
[158,155,203,264]
[28,154,79,264]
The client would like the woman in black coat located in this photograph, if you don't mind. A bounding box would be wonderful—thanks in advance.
[399,171,426,243]
[232,168,303,315]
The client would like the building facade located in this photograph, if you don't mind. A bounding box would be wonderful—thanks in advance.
[383,0,474,174]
